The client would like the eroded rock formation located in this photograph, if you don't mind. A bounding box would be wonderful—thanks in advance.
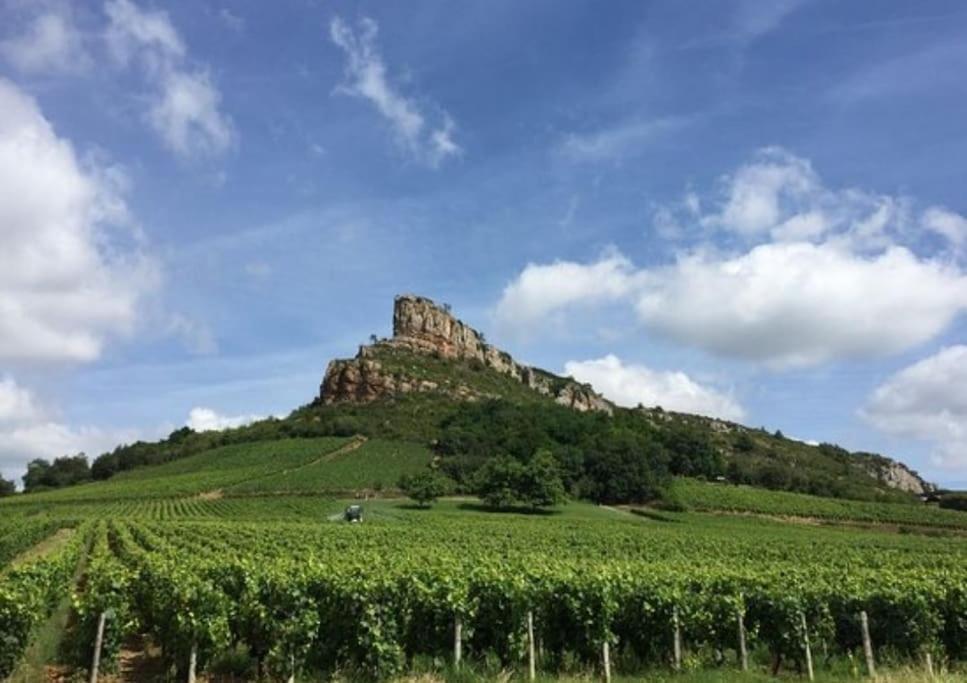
[320,294,612,413]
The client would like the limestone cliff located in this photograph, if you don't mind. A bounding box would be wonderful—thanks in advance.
[320,295,612,413]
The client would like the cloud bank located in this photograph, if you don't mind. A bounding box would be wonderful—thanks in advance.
[497,148,967,369]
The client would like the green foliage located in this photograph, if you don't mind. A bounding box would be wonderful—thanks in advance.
[31,506,967,680]
[475,451,566,509]
[22,455,91,492]
[398,470,450,507]
[939,494,967,512]
[0,525,82,677]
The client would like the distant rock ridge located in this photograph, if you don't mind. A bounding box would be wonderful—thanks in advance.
[320,294,613,413]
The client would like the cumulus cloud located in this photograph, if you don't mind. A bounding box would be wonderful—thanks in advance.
[565,355,745,421]
[494,251,642,332]
[330,16,461,167]
[635,243,966,368]
[187,407,264,432]
[105,0,234,157]
[496,148,967,368]
[0,375,146,484]
[0,78,157,363]
[862,346,967,471]
[0,7,91,74]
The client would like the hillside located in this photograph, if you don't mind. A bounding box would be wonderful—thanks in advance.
[67,293,934,508]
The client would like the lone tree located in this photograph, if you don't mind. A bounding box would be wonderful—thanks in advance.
[475,451,566,510]
[398,470,450,508]
[0,478,15,497]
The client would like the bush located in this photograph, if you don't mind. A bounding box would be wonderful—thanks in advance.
[939,494,967,512]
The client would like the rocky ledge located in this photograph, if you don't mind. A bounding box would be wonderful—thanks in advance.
[320,294,612,414]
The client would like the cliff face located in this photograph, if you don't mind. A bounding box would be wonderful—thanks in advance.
[864,459,934,495]
[320,295,612,413]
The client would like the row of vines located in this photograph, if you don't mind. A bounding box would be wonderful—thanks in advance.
[0,523,84,677]
[63,518,967,680]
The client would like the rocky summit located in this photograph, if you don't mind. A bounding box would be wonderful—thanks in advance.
[320,294,613,413]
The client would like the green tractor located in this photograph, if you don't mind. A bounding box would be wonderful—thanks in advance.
[344,504,363,523]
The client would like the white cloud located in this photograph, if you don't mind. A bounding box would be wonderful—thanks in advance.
[0,377,42,425]
[635,242,967,368]
[923,207,967,253]
[559,117,688,163]
[0,77,157,363]
[0,375,146,484]
[862,346,967,472]
[0,8,91,74]
[494,251,641,332]
[187,407,264,432]
[105,0,234,157]
[497,148,967,368]
[565,354,745,421]
[147,69,234,156]
[329,16,461,167]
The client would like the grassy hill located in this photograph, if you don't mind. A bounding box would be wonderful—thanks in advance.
[36,344,926,510]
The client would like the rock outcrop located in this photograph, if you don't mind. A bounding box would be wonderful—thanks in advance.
[320,294,612,413]
[865,459,934,496]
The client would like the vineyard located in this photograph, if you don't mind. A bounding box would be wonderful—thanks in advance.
[1,494,966,681]
[668,478,967,530]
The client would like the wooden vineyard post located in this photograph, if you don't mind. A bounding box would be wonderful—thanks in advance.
[187,642,198,683]
[800,612,814,682]
[925,651,934,678]
[454,614,463,669]
[860,611,876,679]
[527,610,536,682]
[602,640,612,683]
[287,653,296,683]
[89,611,107,683]
[737,611,749,672]
[672,606,682,671]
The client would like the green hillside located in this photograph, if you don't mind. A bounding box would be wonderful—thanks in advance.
[665,478,967,530]
[227,439,431,495]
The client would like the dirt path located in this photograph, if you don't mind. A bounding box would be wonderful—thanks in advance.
[9,528,75,568]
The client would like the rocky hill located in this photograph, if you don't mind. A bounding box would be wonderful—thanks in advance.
[321,295,612,413]
[85,293,934,502]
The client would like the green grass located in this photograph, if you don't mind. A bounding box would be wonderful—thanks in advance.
[667,478,967,529]
[227,439,432,494]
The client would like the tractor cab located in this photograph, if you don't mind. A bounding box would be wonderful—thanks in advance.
[344,505,363,523]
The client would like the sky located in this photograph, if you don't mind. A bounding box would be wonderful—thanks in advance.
[1,0,966,489]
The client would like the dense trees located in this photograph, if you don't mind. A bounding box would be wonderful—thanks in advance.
[22,455,91,492]
[435,400,716,504]
[0,478,15,497]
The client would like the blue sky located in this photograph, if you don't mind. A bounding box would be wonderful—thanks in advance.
[1,0,966,488]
